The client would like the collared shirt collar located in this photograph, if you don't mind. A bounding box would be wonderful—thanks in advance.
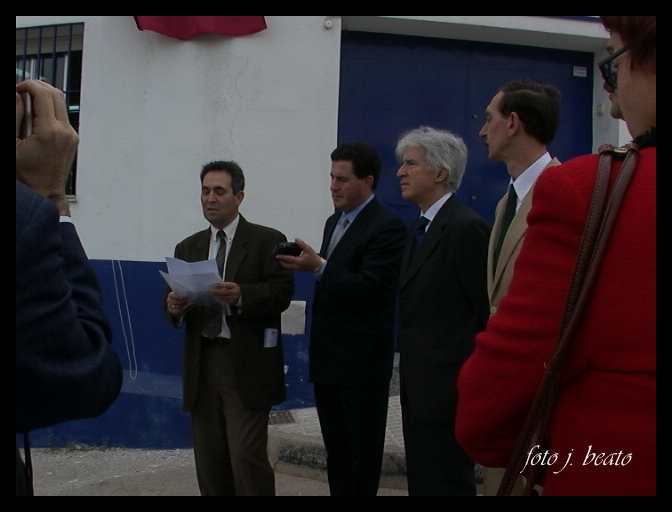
[422,191,453,222]
[339,193,374,226]
[209,214,240,246]
[510,152,552,211]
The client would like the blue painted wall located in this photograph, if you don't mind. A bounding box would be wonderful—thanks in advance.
[338,32,594,227]
[22,260,316,449]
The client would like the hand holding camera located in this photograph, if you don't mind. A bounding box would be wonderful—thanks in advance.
[17,92,32,139]
[272,241,303,258]
[275,238,324,273]
[16,80,79,215]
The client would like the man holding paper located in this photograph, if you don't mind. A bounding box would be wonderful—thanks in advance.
[164,160,294,496]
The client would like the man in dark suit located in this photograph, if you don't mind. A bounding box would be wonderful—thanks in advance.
[165,161,294,496]
[16,80,123,495]
[395,126,490,495]
[277,142,406,495]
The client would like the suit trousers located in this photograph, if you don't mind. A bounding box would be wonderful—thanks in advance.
[314,381,390,496]
[190,343,274,496]
[401,386,476,496]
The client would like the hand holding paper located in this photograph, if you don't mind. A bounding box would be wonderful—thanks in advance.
[166,291,189,316]
[210,281,241,306]
[159,257,222,309]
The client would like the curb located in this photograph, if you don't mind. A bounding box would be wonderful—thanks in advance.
[268,430,408,490]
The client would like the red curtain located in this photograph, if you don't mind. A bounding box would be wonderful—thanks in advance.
[134,16,267,40]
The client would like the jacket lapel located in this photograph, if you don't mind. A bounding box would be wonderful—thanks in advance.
[320,212,340,257]
[224,215,249,281]
[400,197,456,289]
[327,198,381,259]
[491,158,561,290]
[400,225,415,278]
[492,193,531,288]
[189,228,211,262]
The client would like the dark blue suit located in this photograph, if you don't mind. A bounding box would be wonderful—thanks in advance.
[16,181,122,493]
[309,197,406,495]
[397,195,490,495]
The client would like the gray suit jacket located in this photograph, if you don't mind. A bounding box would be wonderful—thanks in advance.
[487,158,561,315]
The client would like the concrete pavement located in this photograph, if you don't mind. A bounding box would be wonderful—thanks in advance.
[268,395,408,490]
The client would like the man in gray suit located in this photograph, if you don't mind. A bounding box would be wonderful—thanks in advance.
[395,126,490,495]
[478,78,561,495]
[165,161,294,496]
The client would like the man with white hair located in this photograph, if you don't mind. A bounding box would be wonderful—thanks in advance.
[395,126,490,496]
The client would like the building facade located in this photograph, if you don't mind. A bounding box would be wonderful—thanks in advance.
[16,16,624,448]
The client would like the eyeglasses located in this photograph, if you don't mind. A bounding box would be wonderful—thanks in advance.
[598,45,630,90]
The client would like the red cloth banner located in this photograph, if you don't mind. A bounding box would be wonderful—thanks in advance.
[134,16,267,40]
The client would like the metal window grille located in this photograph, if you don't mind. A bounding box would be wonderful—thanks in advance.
[16,23,84,196]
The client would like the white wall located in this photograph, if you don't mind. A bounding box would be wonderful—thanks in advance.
[17,16,342,261]
[17,16,625,262]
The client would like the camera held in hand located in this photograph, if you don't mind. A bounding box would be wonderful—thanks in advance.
[272,242,302,258]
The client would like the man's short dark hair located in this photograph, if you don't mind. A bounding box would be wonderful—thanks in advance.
[497,79,560,145]
[331,142,381,191]
[200,160,245,194]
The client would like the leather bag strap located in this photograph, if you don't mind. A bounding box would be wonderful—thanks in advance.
[497,145,639,495]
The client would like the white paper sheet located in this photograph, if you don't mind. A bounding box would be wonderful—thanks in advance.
[159,257,222,307]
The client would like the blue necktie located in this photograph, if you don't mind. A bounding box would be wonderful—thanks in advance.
[326,215,349,258]
[412,216,429,250]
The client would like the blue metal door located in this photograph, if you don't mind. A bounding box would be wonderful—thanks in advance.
[338,31,594,226]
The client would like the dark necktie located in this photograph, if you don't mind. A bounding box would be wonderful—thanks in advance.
[493,184,518,269]
[203,230,227,339]
[412,216,430,250]
[215,230,227,278]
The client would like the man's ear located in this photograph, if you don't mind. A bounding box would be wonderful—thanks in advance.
[435,167,449,184]
[364,175,375,190]
[508,111,522,136]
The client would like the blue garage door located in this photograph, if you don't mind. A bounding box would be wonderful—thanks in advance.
[338,31,594,226]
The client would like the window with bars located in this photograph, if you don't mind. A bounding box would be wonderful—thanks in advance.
[16,23,84,196]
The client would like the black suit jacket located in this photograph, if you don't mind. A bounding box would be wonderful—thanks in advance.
[166,214,294,411]
[309,197,406,386]
[397,195,490,422]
